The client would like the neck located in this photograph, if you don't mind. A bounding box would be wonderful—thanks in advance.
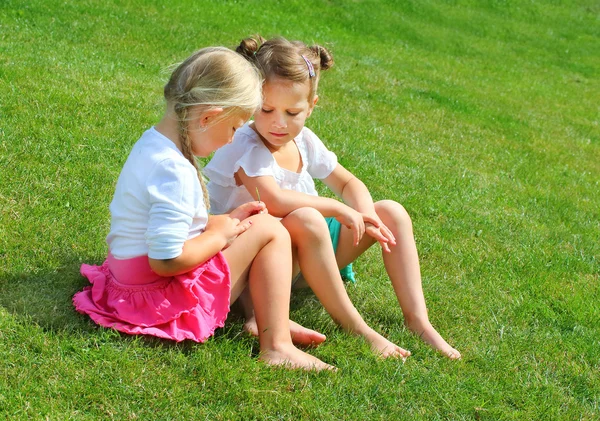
[155,111,182,152]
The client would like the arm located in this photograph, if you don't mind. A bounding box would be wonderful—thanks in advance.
[324,164,396,251]
[149,213,255,277]
[149,200,264,277]
[236,168,347,218]
[237,166,377,247]
[144,157,261,277]
[323,164,377,215]
[149,225,229,277]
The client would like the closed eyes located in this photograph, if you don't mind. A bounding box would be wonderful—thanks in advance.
[261,109,300,116]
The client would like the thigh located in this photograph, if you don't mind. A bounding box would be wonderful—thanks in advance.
[221,213,288,301]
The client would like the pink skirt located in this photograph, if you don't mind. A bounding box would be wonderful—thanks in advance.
[73,252,231,342]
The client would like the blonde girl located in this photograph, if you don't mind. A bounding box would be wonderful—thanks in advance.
[73,47,333,371]
[205,37,460,359]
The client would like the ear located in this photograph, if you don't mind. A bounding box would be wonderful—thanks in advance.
[306,95,319,118]
[198,108,224,127]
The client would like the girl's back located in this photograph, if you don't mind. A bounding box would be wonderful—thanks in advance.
[108,127,205,260]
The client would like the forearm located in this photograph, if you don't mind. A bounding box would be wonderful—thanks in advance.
[265,189,347,218]
[149,230,227,277]
[340,177,376,214]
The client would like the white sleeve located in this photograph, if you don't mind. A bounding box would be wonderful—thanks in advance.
[304,128,338,179]
[145,158,199,260]
[205,133,276,185]
[234,144,277,178]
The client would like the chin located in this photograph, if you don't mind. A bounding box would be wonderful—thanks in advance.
[269,136,289,145]
[192,148,209,158]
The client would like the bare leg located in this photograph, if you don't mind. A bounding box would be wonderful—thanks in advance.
[282,208,409,359]
[222,213,334,370]
[335,200,460,360]
[240,287,327,347]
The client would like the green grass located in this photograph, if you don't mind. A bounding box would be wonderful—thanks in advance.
[1,0,599,419]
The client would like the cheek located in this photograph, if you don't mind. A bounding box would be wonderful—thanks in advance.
[254,114,267,126]
[291,115,306,126]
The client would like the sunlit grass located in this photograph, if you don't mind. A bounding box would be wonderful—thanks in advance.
[1,0,599,419]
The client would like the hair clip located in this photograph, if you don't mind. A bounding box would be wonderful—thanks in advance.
[301,55,316,78]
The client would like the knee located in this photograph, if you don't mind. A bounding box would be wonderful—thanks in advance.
[251,213,291,243]
[282,207,327,238]
[375,200,412,228]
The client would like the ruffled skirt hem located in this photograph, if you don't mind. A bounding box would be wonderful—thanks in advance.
[73,252,231,343]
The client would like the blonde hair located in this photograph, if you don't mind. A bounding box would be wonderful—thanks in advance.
[236,36,334,100]
[164,47,262,208]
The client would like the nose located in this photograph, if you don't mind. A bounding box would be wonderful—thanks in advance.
[273,112,286,129]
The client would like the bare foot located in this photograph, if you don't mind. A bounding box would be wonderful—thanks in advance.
[364,329,411,360]
[244,317,326,347]
[259,344,336,371]
[289,320,326,346]
[243,316,259,337]
[406,319,461,360]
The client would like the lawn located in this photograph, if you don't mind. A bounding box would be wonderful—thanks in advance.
[1,0,599,419]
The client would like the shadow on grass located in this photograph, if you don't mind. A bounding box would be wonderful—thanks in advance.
[0,252,324,357]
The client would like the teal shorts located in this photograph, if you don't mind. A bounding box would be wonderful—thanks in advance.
[325,217,356,283]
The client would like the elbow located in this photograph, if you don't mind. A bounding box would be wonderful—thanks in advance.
[341,176,365,196]
[148,257,178,277]
[263,200,290,218]
[260,196,288,218]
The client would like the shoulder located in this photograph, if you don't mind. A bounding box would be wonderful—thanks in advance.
[300,126,338,179]
[299,126,333,157]
[132,128,188,164]
[133,129,196,181]
[119,128,194,181]
[205,123,274,181]
[300,126,328,149]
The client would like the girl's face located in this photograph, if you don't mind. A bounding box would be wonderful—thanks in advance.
[191,111,248,157]
[253,78,317,150]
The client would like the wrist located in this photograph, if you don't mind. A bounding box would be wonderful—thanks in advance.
[200,228,229,250]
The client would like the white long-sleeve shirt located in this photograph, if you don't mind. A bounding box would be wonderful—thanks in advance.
[106,127,208,260]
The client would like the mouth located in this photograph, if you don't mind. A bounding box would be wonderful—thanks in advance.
[269,132,287,138]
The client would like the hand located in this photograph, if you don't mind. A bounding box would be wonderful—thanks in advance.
[204,214,253,249]
[364,215,396,253]
[335,207,369,246]
[229,201,267,221]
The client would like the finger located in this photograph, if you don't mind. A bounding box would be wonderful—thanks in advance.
[367,227,388,243]
[255,201,267,213]
[246,201,267,216]
[231,202,263,219]
[373,221,394,243]
[382,225,396,244]
[357,221,366,243]
[228,208,244,220]
[362,215,381,228]
[352,223,360,246]
[235,220,253,235]
[380,240,392,253]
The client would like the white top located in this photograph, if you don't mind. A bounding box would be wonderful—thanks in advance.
[106,127,208,260]
[205,123,337,214]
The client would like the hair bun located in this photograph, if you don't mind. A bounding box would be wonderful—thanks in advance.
[310,45,334,71]
[236,35,265,61]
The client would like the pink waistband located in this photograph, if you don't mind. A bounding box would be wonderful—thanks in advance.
[107,253,163,285]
